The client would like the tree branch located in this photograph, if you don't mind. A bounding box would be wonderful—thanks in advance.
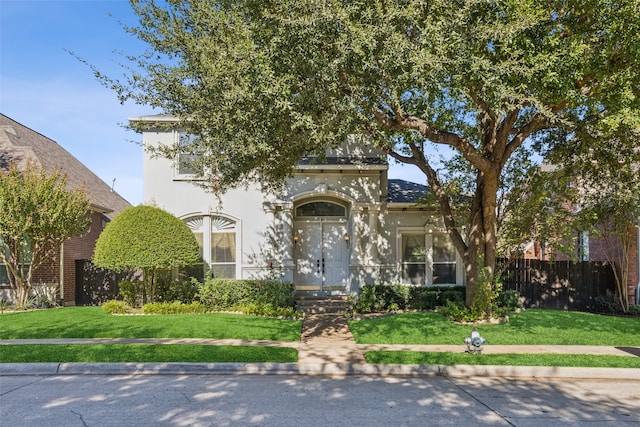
[373,110,492,172]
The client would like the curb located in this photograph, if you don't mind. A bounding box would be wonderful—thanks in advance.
[1,362,639,380]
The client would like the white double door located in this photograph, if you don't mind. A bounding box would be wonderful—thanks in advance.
[294,222,349,291]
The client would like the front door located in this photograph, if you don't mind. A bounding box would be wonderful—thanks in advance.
[294,223,349,292]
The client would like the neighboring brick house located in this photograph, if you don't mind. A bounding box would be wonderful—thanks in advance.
[0,114,131,305]
[583,225,639,305]
[521,202,640,306]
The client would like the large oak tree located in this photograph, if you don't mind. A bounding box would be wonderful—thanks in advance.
[98,0,640,305]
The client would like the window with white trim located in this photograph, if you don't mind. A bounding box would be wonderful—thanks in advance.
[210,216,236,278]
[176,132,201,176]
[400,232,458,285]
[184,215,237,279]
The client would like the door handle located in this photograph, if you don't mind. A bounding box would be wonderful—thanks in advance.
[322,258,325,274]
[316,259,320,274]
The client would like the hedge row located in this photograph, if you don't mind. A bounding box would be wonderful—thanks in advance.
[106,278,298,318]
[196,278,296,310]
[354,284,521,314]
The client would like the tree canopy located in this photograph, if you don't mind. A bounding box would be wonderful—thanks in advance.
[92,205,201,302]
[98,0,640,305]
[0,163,90,306]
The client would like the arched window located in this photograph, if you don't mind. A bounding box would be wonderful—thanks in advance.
[185,215,237,278]
[296,201,346,217]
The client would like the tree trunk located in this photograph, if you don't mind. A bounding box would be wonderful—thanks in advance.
[463,169,500,307]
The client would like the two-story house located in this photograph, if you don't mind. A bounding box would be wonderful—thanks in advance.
[133,115,465,295]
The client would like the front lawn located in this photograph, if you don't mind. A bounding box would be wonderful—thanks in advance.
[0,344,297,363]
[349,309,640,346]
[365,351,640,368]
[0,306,301,342]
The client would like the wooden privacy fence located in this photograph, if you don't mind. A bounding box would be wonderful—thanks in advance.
[75,260,134,306]
[499,258,616,311]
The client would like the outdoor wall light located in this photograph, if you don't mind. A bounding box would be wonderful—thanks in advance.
[344,233,350,246]
[293,233,299,245]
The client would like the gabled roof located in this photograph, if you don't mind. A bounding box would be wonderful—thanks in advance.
[0,114,131,219]
[387,179,430,204]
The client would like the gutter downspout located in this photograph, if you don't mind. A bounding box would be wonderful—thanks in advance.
[59,242,65,307]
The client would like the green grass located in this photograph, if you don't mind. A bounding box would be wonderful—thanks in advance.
[365,351,640,368]
[0,344,297,363]
[350,310,640,346]
[0,307,301,341]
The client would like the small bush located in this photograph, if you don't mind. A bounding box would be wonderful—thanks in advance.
[156,278,199,303]
[441,290,464,304]
[471,275,501,319]
[118,280,141,307]
[233,303,302,319]
[103,300,130,314]
[409,289,440,310]
[438,300,479,323]
[496,290,521,311]
[142,301,208,315]
[628,305,640,316]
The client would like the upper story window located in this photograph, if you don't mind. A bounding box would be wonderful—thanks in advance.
[296,201,346,217]
[176,132,201,176]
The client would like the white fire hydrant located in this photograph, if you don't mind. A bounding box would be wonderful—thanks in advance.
[464,327,486,354]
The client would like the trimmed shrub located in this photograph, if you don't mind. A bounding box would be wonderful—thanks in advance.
[410,289,440,310]
[233,303,302,319]
[103,300,130,314]
[355,284,468,313]
[441,289,464,304]
[196,278,296,312]
[142,301,208,314]
[156,278,199,303]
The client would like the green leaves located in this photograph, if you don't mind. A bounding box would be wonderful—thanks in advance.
[0,164,90,305]
[92,205,201,273]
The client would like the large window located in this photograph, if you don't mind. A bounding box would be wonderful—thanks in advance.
[401,232,458,285]
[185,215,237,279]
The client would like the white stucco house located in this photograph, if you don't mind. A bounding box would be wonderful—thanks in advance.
[133,115,464,295]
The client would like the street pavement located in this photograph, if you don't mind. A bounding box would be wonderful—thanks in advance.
[1,374,639,426]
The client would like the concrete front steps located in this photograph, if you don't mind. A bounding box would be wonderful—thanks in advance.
[295,296,350,316]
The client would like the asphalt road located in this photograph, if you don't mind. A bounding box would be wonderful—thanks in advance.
[1,374,639,426]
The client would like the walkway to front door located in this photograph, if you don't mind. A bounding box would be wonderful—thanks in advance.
[294,222,349,292]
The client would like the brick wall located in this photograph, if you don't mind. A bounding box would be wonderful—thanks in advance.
[28,210,105,305]
[61,211,105,304]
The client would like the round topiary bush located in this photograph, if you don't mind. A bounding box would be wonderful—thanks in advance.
[93,205,201,303]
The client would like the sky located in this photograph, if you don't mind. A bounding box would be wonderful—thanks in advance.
[1,0,426,206]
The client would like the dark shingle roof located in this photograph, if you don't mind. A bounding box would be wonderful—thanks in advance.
[387,179,430,203]
[0,114,131,219]
[298,156,388,166]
